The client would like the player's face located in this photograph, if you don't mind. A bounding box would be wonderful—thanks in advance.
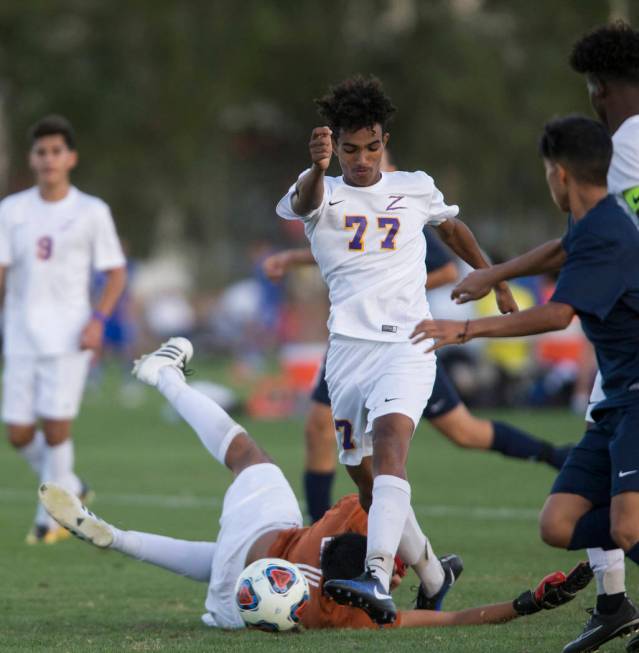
[544,159,570,212]
[334,124,389,187]
[586,76,608,127]
[29,135,77,187]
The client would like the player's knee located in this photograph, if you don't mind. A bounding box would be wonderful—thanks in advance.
[7,425,36,448]
[610,523,639,552]
[539,508,573,548]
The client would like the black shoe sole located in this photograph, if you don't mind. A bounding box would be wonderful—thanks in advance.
[323,584,396,625]
[569,620,639,653]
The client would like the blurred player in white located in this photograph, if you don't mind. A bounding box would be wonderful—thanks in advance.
[0,115,127,543]
[276,76,517,623]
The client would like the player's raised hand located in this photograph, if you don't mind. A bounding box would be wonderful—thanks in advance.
[495,282,519,314]
[410,319,470,352]
[309,126,333,171]
[262,251,292,282]
[451,268,499,304]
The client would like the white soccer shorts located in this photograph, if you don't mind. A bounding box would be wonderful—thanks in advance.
[585,371,605,423]
[203,463,303,629]
[2,351,92,424]
[325,334,437,466]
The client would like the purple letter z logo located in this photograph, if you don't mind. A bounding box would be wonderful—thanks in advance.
[386,195,407,211]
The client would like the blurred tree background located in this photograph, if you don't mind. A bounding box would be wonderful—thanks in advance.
[0,0,635,285]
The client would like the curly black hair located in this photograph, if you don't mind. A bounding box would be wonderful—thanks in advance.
[570,21,639,83]
[320,532,367,581]
[314,75,396,137]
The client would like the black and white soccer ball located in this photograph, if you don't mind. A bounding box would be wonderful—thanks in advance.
[235,558,310,631]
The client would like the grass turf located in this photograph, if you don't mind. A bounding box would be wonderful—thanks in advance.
[1,365,634,652]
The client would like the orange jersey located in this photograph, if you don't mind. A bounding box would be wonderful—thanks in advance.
[267,494,401,629]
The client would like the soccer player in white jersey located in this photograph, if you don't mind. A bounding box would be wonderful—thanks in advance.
[275,76,518,624]
[0,115,127,544]
[452,23,639,653]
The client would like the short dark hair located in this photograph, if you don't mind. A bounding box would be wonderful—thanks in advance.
[315,75,396,138]
[539,114,612,186]
[570,21,639,83]
[320,533,366,581]
[29,115,77,150]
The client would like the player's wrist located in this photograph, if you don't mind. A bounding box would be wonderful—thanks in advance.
[512,589,541,616]
[91,309,108,324]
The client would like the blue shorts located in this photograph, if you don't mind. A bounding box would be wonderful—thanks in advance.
[310,355,461,420]
[551,403,639,505]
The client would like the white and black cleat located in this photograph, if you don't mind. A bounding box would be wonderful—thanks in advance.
[132,337,194,387]
[324,569,397,625]
[38,483,113,548]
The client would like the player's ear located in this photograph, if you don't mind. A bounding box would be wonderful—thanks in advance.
[68,150,79,170]
[382,133,390,146]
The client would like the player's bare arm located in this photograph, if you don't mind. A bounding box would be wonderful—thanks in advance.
[411,301,574,352]
[434,217,518,314]
[262,248,316,282]
[399,562,592,628]
[80,265,127,350]
[452,238,566,304]
[291,127,333,216]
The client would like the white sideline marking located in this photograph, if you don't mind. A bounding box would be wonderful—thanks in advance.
[0,487,540,522]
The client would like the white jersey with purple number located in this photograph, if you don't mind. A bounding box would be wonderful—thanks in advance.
[0,186,125,357]
[276,170,458,342]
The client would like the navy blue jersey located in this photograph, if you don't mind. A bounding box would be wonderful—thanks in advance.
[552,195,639,413]
[424,226,453,273]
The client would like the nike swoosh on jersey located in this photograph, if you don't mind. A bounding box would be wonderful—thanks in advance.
[328,199,345,206]
[619,470,638,478]
[384,398,399,402]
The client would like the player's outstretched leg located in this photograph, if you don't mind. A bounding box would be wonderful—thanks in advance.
[133,337,270,474]
[39,482,215,581]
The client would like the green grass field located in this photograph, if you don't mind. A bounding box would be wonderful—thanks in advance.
[1,365,634,652]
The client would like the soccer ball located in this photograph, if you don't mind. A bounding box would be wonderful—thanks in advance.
[235,558,310,631]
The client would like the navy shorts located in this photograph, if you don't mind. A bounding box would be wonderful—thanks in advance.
[551,403,639,505]
[310,355,461,420]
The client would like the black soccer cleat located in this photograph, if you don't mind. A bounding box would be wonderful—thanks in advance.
[627,631,639,652]
[563,597,639,653]
[414,553,464,611]
[323,569,397,625]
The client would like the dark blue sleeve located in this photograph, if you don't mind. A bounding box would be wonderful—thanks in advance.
[560,215,574,252]
[551,227,625,320]
[424,227,453,273]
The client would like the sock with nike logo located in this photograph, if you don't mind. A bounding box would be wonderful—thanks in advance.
[397,507,445,597]
[366,474,411,592]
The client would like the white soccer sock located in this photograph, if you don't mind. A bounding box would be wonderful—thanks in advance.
[111,528,214,582]
[398,507,445,597]
[17,429,46,476]
[157,367,245,465]
[588,547,626,596]
[366,474,411,592]
[42,439,82,497]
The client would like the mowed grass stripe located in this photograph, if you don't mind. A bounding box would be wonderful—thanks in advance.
[0,487,540,521]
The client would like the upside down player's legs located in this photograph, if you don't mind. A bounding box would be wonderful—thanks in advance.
[110,530,215,582]
[156,366,248,469]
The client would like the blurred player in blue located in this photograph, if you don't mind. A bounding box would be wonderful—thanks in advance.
[450,23,639,653]
[414,115,639,653]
